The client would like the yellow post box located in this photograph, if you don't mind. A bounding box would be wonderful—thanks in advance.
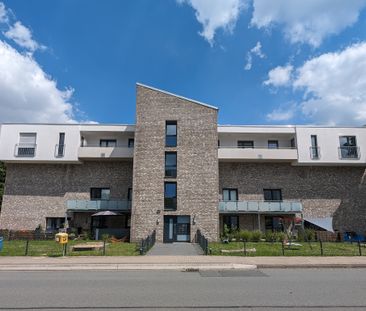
[55,233,68,244]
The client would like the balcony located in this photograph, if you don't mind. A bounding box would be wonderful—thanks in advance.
[78,145,134,159]
[14,144,37,157]
[67,200,131,212]
[219,200,303,213]
[338,146,360,160]
[218,146,297,161]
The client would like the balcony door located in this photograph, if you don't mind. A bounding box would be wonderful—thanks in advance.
[163,216,190,243]
[223,188,238,201]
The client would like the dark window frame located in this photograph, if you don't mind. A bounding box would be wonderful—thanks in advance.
[127,188,132,201]
[263,189,282,202]
[310,135,319,159]
[165,151,177,178]
[237,140,254,148]
[90,187,111,201]
[268,140,279,149]
[128,138,134,148]
[164,182,177,210]
[99,139,117,147]
[165,121,177,147]
[56,132,65,157]
[223,215,239,231]
[222,188,238,201]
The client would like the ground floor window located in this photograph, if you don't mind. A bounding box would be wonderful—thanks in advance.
[265,216,285,232]
[46,217,66,231]
[223,215,239,231]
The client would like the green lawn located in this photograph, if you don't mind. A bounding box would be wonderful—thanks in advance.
[209,241,365,256]
[0,240,139,256]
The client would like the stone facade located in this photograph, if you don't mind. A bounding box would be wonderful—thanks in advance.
[219,162,366,234]
[131,85,219,242]
[0,161,133,230]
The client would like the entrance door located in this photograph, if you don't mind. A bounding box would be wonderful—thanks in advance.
[163,216,190,243]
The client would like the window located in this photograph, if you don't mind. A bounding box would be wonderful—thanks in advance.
[290,138,296,148]
[238,141,254,148]
[56,133,65,157]
[127,188,132,201]
[17,133,36,157]
[46,217,67,232]
[263,189,282,201]
[222,188,238,201]
[128,138,134,148]
[268,140,279,149]
[100,139,116,147]
[310,135,319,159]
[166,121,177,147]
[223,215,239,231]
[339,136,358,159]
[90,188,110,200]
[164,182,177,210]
[165,152,177,178]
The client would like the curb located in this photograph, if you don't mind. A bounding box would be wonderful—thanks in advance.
[257,264,366,269]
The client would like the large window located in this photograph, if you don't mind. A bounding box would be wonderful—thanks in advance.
[222,188,238,201]
[268,140,279,149]
[166,121,177,147]
[164,182,177,210]
[100,139,117,147]
[223,215,239,231]
[237,141,254,148]
[46,217,67,232]
[90,188,110,200]
[339,136,358,159]
[263,189,282,201]
[17,133,37,157]
[165,152,177,178]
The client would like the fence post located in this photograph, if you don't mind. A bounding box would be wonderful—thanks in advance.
[24,240,29,256]
[358,241,362,256]
[103,240,106,256]
[281,241,285,256]
[243,241,247,256]
[319,239,323,256]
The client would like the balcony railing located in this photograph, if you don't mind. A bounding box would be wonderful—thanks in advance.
[338,146,360,159]
[67,200,131,211]
[78,144,134,159]
[219,200,303,213]
[55,144,65,158]
[14,144,37,157]
[309,146,320,159]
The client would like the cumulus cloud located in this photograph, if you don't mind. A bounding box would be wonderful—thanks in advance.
[266,104,297,121]
[0,40,77,123]
[0,2,8,23]
[244,41,265,70]
[263,65,293,87]
[4,21,44,52]
[251,0,366,47]
[177,0,247,45]
[265,42,366,125]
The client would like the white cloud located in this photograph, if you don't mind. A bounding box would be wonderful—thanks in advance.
[251,0,366,47]
[177,0,247,45]
[266,105,296,121]
[4,21,44,52]
[263,65,293,87]
[265,42,366,125]
[244,41,265,70]
[0,40,77,123]
[0,2,8,23]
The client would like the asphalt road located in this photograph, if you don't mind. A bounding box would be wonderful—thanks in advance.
[0,269,366,310]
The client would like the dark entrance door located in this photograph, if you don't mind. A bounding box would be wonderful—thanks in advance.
[163,216,190,243]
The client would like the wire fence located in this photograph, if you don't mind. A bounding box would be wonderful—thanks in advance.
[196,229,209,255]
[139,230,156,255]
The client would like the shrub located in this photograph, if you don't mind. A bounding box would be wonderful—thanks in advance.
[239,230,251,242]
[251,230,262,242]
[101,234,110,242]
[276,231,287,242]
[305,229,315,241]
[265,230,276,242]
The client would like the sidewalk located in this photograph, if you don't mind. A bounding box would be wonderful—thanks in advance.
[1,256,366,271]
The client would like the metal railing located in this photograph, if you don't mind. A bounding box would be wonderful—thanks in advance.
[219,200,303,213]
[139,230,156,255]
[67,200,131,211]
[80,144,134,148]
[309,146,320,159]
[196,229,209,255]
[14,144,36,157]
[338,146,360,159]
[55,144,65,157]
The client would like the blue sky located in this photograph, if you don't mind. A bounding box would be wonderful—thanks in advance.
[1,0,366,126]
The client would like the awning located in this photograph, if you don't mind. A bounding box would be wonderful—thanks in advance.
[91,211,121,217]
[304,217,334,232]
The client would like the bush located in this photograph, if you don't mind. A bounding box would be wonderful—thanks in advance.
[305,229,315,241]
[276,231,287,242]
[265,230,277,242]
[251,230,262,242]
[101,234,110,242]
[239,230,251,242]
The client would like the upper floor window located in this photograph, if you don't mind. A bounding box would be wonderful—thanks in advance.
[263,189,282,201]
[166,121,177,147]
[310,135,319,159]
[339,136,359,159]
[100,139,116,147]
[268,140,279,149]
[56,133,65,157]
[164,182,177,210]
[16,133,37,157]
[90,188,110,200]
[128,138,134,148]
[238,141,254,149]
[222,188,238,201]
[165,152,177,178]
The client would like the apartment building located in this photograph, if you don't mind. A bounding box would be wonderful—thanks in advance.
[0,84,365,242]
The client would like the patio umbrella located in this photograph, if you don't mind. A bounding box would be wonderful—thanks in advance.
[91,211,121,217]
